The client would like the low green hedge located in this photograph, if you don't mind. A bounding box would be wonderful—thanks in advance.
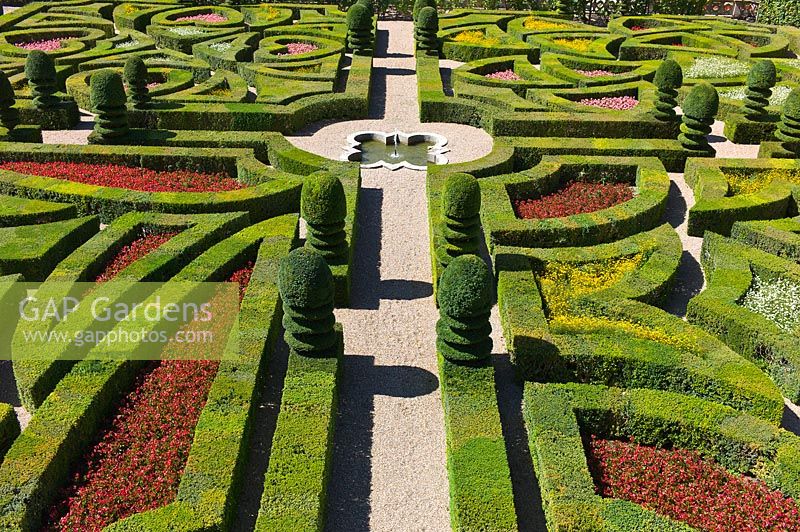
[730,216,800,260]
[479,155,671,250]
[0,403,19,464]
[687,231,800,402]
[685,157,800,236]
[539,53,659,87]
[722,112,781,144]
[440,24,538,63]
[495,224,785,423]
[0,194,76,227]
[524,382,800,531]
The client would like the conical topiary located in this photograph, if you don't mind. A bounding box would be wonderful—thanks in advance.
[556,0,574,16]
[278,248,338,358]
[24,50,59,109]
[346,3,373,54]
[415,6,438,54]
[775,89,800,157]
[123,56,150,110]
[436,254,493,363]
[439,173,481,267]
[653,59,682,122]
[301,171,348,264]
[413,0,436,21]
[90,70,129,142]
[679,82,718,154]
[0,70,19,131]
[743,60,777,121]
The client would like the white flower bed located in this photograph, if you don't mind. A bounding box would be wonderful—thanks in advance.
[171,27,206,36]
[686,57,751,79]
[209,41,232,52]
[719,85,793,106]
[740,274,800,334]
[114,40,139,49]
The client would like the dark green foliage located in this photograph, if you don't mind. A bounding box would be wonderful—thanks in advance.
[123,56,150,110]
[653,59,682,123]
[413,0,436,21]
[439,173,481,267]
[90,70,129,142]
[679,82,718,154]
[346,3,373,55]
[0,70,18,131]
[776,89,800,156]
[557,0,574,16]
[415,6,439,54]
[356,0,374,13]
[757,0,800,27]
[301,171,347,263]
[437,254,492,363]
[743,60,777,121]
[24,50,58,110]
[278,248,337,358]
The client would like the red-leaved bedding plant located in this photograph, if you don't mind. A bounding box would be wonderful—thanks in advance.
[45,263,255,532]
[0,161,243,193]
[587,437,800,531]
[94,231,180,283]
[514,180,633,219]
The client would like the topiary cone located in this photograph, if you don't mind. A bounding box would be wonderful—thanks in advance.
[653,59,682,122]
[90,70,129,142]
[24,50,59,110]
[123,56,151,110]
[436,255,493,363]
[346,3,373,54]
[413,0,436,21]
[776,89,800,156]
[301,171,348,263]
[0,70,19,131]
[679,82,718,154]
[556,0,573,16]
[278,248,338,357]
[743,60,777,121]
[415,6,439,54]
[438,173,481,267]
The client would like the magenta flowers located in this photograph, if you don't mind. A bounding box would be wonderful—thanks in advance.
[175,13,227,23]
[18,39,64,51]
[278,42,319,55]
[579,96,639,110]
[485,69,522,81]
[575,69,617,77]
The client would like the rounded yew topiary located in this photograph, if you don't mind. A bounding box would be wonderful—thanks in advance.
[356,0,374,13]
[436,254,493,363]
[413,0,436,21]
[743,60,777,121]
[679,82,719,154]
[439,173,481,267]
[24,50,59,109]
[123,56,150,110]
[0,70,19,131]
[90,70,129,142]
[415,6,439,54]
[301,171,348,263]
[653,59,682,122]
[278,248,337,358]
[776,89,800,156]
[346,3,373,54]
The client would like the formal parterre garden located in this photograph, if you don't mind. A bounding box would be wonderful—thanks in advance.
[0,0,798,530]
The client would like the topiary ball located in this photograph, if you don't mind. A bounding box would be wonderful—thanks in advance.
[123,56,148,86]
[437,254,492,319]
[416,6,438,30]
[356,0,373,14]
[653,59,682,91]
[682,82,719,120]
[90,69,127,110]
[0,70,14,103]
[301,171,347,226]
[442,173,480,220]
[413,0,437,20]
[24,50,55,81]
[347,3,372,30]
[747,60,777,91]
[278,248,334,309]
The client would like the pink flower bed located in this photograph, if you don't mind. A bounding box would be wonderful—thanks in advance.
[579,96,638,110]
[175,13,227,23]
[575,69,617,77]
[0,161,243,193]
[587,437,800,531]
[95,232,179,283]
[278,42,318,55]
[485,69,522,81]
[44,264,254,531]
[18,39,64,51]
[145,82,161,90]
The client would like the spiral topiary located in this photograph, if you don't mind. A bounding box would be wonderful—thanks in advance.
[278,248,338,358]
[123,56,151,110]
[439,173,481,267]
[24,50,59,109]
[743,60,777,121]
[556,0,574,16]
[436,255,493,363]
[775,89,800,156]
[346,3,373,54]
[413,0,436,21]
[89,70,129,142]
[301,171,348,264]
[415,6,438,54]
[0,70,19,132]
[679,82,719,154]
[653,59,682,122]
